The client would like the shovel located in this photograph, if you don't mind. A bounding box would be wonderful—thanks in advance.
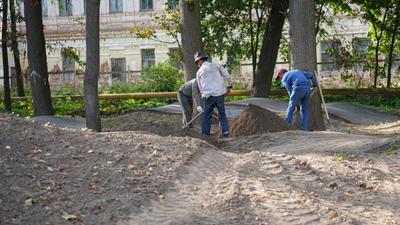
[314,71,329,120]
[181,112,203,129]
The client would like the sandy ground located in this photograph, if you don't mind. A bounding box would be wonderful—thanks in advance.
[1,110,400,225]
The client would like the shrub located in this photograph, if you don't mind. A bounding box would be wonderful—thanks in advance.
[139,60,183,92]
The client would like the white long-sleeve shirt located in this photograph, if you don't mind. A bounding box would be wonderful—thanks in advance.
[196,61,233,98]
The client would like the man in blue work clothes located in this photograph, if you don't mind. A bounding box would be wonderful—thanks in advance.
[194,51,233,137]
[276,68,318,131]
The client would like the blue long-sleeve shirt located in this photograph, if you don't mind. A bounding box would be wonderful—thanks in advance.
[281,70,318,95]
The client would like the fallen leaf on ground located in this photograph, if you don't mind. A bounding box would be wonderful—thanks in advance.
[62,213,78,221]
[24,197,35,206]
[128,164,136,170]
[327,210,338,220]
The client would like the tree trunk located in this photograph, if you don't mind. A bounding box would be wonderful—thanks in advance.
[248,0,257,78]
[373,38,381,88]
[386,31,397,88]
[372,5,389,88]
[253,0,289,97]
[179,0,203,81]
[84,0,101,131]
[10,0,25,97]
[288,0,325,131]
[386,1,400,88]
[2,0,11,111]
[24,0,54,116]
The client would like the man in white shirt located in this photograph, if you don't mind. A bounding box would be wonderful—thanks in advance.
[194,51,233,137]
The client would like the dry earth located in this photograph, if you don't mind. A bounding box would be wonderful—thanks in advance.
[1,110,400,225]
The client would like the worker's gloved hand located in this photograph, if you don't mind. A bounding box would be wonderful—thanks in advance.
[226,85,232,94]
[196,106,203,113]
[312,87,318,95]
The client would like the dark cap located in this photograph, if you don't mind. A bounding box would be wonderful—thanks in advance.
[194,51,208,63]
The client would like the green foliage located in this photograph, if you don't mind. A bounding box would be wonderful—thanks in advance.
[0,97,168,118]
[271,80,284,89]
[98,99,168,116]
[102,81,145,94]
[10,99,34,117]
[61,46,86,68]
[138,60,183,92]
[383,140,398,156]
[231,82,248,90]
[131,6,181,47]
[131,26,156,39]
[225,96,248,102]
[336,152,345,161]
[201,0,269,72]
[53,97,84,116]
[54,84,83,96]
[278,33,291,63]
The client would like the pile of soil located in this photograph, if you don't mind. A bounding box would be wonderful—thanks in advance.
[230,104,290,137]
[0,112,213,225]
[102,110,216,144]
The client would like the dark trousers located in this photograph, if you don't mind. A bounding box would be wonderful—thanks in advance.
[202,95,229,136]
[177,91,193,125]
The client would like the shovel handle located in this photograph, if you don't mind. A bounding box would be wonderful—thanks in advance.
[181,111,203,129]
[315,71,330,120]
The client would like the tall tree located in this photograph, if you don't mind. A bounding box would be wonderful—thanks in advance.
[289,0,325,131]
[202,0,269,79]
[84,0,101,131]
[180,0,203,81]
[2,0,11,111]
[367,1,391,88]
[386,0,400,87]
[10,0,25,96]
[253,0,289,97]
[24,0,54,115]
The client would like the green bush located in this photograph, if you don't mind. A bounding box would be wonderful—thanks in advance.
[104,81,146,94]
[139,60,183,92]
[0,98,168,117]
[54,85,83,96]
[231,82,248,90]
[10,99,34,117]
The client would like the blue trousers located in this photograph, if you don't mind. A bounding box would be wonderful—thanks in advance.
[285,86,310,131]
[202,95,229,136]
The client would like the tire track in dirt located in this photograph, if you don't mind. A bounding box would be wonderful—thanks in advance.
[117,150,337,225]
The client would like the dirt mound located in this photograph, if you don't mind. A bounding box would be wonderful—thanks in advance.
[0,112,212,225]
[230,104,289,137]
[103,110,217,144]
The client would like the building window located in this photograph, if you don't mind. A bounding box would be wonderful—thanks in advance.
[111,58,126,84]
[59,0,73,16]
[109,0,123,13]
[140,0,153,11]
[352,38,372,71]
[62,51,75,82]
[42,0,48,17]
[166,0,178,10]
[352,38,371,59]
[320,40,340,72]
[142,49,155,69]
